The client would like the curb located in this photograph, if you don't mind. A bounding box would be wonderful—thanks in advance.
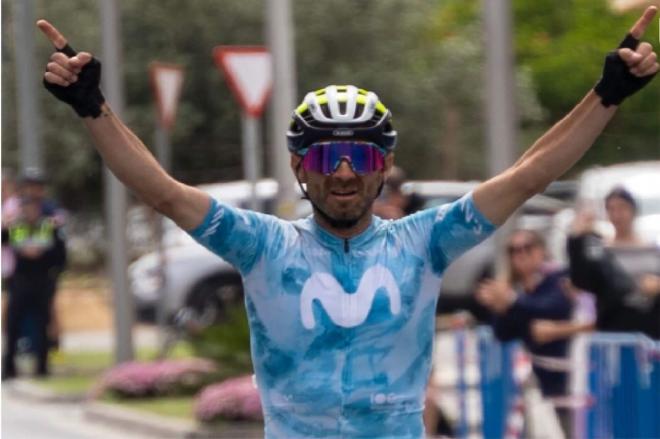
[8,379,264,438]
[84,402,264,439]
[6,379,87,403]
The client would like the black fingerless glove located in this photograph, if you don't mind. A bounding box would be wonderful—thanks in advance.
[594,34,656,107]
[43,44,105,118]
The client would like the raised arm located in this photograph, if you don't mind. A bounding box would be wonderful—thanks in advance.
[474,7,658,225]
[37,20,210,231]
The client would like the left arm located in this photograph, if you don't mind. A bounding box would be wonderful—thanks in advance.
[475,7,658,225]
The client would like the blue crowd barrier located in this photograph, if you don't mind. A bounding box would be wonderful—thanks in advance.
[584,333,660,439]
[467,329,659,439]
[476,327,520,439]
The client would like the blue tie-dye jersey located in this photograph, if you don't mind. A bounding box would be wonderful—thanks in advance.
[189,192,495,438]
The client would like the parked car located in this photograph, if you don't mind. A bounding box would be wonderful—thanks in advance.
[130,179,568,326]
[129,179,310,325]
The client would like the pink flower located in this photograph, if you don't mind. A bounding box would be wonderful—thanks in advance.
[194,375,263,422]
[97,358,217,397]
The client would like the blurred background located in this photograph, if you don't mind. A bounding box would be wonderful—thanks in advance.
[1,1,659,438]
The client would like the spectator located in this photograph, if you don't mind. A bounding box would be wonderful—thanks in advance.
[568,187,660,339]
[2,170,21,281]
[373,166,424,219]
[2,196,66,379]
[476,230,587,438]
[19,168,66,225]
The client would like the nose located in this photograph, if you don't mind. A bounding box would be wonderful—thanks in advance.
[332,158,357,179]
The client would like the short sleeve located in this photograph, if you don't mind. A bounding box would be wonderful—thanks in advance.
[426,192,496,274]
[187,198,287,275]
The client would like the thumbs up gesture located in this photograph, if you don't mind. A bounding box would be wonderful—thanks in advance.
[37,20,105,118]
[594,6,659,107]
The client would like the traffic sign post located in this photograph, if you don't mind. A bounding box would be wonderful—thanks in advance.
[149,62,184,348]
[213,46,272,211]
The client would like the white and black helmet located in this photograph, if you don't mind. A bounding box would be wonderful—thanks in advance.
[287,85,397,154]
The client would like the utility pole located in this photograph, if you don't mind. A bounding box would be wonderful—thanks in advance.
[265,0,298,218]
[99,0,135,363]
[12,0,42,172]
[484,0,518,278]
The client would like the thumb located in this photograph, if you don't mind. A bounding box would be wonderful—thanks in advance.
[71,52,93,68]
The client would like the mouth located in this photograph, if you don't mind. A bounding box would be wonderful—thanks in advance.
[330,189,358,200]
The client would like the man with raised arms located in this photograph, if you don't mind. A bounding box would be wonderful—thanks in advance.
[37,8,657,437]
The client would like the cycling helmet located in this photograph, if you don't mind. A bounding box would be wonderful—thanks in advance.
[287,85,397,154]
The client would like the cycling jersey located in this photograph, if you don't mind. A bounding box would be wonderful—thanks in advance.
[189,192,495,438]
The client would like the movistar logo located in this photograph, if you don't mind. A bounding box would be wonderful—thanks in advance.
[300,265,401,329]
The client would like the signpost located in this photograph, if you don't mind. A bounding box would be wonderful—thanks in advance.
[213,46,272,211]
[149,62,184,347]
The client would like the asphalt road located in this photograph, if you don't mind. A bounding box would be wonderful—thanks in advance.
[1,388,155,439]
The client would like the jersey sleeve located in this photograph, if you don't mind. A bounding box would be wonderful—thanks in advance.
[187,198,288,275]
[399,191,496,275]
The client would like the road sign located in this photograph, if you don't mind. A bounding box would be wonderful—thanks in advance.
[213,46,272,118]
[149,62,185,130]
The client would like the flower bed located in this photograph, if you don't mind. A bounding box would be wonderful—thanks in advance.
[194,374,262,422]
[96,358,217,398]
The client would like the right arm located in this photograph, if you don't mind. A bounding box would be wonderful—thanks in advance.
[38,20,209,231]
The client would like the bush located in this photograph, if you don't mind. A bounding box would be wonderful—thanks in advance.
[188,303,252,371]
[194,375,262,422]
[95,358,217,398]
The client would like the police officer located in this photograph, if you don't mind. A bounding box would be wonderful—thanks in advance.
[2,196,66,379]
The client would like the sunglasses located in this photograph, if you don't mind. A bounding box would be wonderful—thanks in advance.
[300,141,386,176]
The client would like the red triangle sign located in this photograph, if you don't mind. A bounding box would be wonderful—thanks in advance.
[214,46,272,118]
[149,62,185,130]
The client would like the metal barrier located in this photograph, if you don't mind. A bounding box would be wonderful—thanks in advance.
[582,333,660,439]
[461,329,660,439]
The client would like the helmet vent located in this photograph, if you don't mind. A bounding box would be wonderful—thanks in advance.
[338,101,347,114]
[319,103,332,119]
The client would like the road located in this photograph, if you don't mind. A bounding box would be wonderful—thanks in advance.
[1,388,155,439]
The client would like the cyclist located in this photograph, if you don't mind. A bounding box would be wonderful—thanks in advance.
[37,7,657,437]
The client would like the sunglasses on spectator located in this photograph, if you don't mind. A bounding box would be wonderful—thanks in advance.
[507,242,537,255]
[300,141,386,176]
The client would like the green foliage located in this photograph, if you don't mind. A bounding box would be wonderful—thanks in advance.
[2,0,657,212]
[512,0,660,169]
[189,303,252,372]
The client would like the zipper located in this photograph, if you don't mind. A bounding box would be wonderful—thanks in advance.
[344,238,349,253]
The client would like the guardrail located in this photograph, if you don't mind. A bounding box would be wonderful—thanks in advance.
[445,328,659,439]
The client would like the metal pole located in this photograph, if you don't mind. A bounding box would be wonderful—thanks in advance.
[99,0,134,363]
[484,0,518,278]
[12,0,42,172]
[265,0,298,218]
[242,114,260,211]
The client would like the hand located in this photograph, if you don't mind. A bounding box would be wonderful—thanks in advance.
[37,20,105,118]
[476,279,515,314]
[19,245,44,259]
[618,7,659,77]
[639,274,660,298]
[594,6,659,107]
[570,208,596,236]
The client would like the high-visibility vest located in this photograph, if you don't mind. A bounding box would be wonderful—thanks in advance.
[8,219,56,250]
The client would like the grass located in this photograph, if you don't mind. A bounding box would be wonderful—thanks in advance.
[102,394,196,420]
[33,374,98,395]
[50,341,197,373]
[29,341,198,396]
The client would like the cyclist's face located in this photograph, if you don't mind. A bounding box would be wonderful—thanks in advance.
[292,153,393,231]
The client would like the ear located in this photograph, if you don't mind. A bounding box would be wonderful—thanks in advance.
[290,154,307,183]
